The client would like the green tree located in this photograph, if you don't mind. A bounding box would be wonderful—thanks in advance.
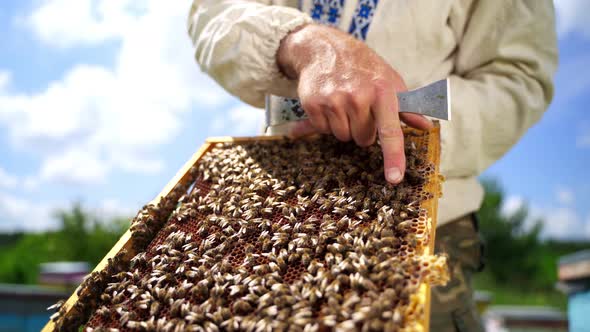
[477,179,544,288]
[0,204,128,284]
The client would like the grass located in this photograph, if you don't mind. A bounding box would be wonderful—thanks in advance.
[473,271,568,311]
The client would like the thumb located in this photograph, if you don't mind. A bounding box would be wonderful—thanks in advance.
[399,113,433,130]
[288,119,319,138]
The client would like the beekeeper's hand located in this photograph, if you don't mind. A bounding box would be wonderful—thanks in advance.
[278,24,432,184]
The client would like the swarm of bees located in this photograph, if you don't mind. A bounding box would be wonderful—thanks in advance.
[49,130,448,332]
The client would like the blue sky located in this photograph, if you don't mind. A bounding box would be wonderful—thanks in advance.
[0,1,588,240]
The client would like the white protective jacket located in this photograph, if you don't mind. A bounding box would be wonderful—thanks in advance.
[187,0,558,226]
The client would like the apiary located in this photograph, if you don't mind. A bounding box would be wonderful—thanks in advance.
[44,126,448,332]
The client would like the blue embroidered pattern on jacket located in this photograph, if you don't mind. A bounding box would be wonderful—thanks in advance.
[348,0,379,40]
[309,0,345,27]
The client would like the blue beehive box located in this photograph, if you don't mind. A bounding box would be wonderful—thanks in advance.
[558,249,590,331]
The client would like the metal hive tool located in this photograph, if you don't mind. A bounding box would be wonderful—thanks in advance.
[44,126,448,332]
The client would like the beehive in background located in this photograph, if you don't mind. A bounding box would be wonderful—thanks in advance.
[44,126,448,332]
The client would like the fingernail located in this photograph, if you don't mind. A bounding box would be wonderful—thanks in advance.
[386,167,403,183]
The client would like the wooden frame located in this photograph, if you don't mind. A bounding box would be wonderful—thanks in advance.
[418,125,442,331]
[43,127,441,332]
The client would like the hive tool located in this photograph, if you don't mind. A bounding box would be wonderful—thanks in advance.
[265,78,451,133]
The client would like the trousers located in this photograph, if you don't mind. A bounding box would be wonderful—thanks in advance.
[430,214,486,332]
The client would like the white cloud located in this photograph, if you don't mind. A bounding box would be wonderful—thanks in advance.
[0,168,39,191]
[210,104,266,137]
[535,206,589,240]
[0,192,60,232]
[93,198,136,220]
[501,192,589,240]
[26,0,145,47]
[554,0,590,39]
[0,168,18,189]
[112,155,164,175]
[501,195,525,217]
[0,71,10,91]
[0,65,113,144]
[0,0,232,186]
[556,187,575,205]
[39,147,110,185]
[22,176,40,191]
[578,133,590,148]
[0,192,135,232]
[577,124,590,148]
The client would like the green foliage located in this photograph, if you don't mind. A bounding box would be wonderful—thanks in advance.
[0,233,24,248]
[477,179,545,288]
[473,272,568,310]
[475,179,590,308]
[0,203,128,285]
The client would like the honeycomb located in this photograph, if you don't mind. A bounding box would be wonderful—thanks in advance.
[50,129,448,332]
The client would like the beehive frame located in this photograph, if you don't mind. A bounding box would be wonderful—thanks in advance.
[43,126,442,332]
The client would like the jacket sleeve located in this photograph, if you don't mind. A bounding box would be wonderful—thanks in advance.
[440,1,558,178]
[187,0,313,108]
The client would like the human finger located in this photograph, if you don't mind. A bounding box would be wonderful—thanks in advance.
[372,88,405,184]
[289,119,320,138]
[399,113,433,130]
[348,93,377,147]
[326,95,352,142]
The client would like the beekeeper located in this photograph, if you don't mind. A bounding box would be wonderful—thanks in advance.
[187,1,558,330]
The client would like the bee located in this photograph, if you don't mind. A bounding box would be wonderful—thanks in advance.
[319,200,334,212]
[326,251,339,267]
[176,280,194,298]
[301,252,313,266]
[331,206,346,216]
[185,311,206,325]
[287,250,301,264]
[350,218,364,228]
[397,220,414,232]
[355,209,370,220]
[92,305,111,319]
[327,243,345,255]
[253,264,271,276]
[47,299,65,312]
[115,308,135,325]
[209,284,225,299]
[126,321,141,330]
[111,291,125,304]
[336,216,350,232]
[148,301,161,316]
[100,292,112,303]
[311,189,325,203]
[306,261,322,275]
[294,205,306,215]
[190,282,209,302]
[333,195,347,207]
[49,307,65,323]
[232,299,253,315]
[271,232,290,249]
[168,299,185,318]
